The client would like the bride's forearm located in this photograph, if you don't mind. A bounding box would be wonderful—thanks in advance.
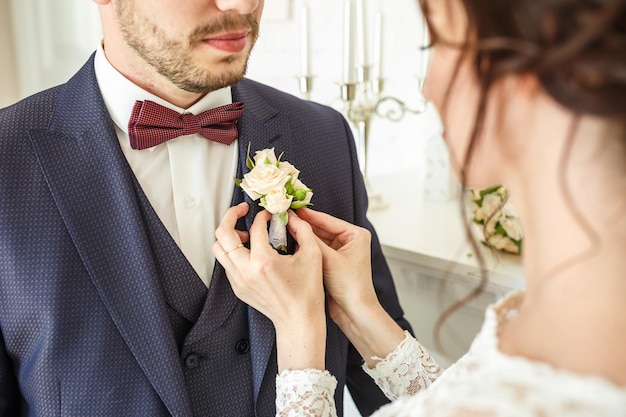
[337,302,406,369]
[275,313,327,372]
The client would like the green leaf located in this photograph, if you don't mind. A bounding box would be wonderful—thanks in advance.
[245,143,255,170]
[234,177,242,187]
[495,223,507,236]
[277,151,285,164]
[479,185,502,199]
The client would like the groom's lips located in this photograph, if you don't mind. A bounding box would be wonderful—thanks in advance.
[204,31,250,53]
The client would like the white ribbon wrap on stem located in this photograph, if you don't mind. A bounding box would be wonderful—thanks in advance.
[269,213,288,252]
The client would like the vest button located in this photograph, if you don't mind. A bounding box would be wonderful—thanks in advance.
[184,353,200,369]
[236,339,250,354]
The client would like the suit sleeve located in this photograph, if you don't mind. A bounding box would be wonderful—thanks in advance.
[338,117,414,416]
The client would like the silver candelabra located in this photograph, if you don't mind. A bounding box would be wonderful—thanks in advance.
[295,0,431,210]
[299,67,428,210]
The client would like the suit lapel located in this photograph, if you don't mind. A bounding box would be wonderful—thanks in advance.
[28,57,192,417]
[231,81,295,404]
[31,71,298,414]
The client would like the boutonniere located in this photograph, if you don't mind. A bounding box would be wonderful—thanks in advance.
[235,146,313,252]
[468,185,523,255]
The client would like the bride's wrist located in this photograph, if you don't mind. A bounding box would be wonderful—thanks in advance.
[339,304,406,367]
[274,311,327,372]
[338,293,382,329]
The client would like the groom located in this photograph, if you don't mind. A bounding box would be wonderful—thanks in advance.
[0,0,411,415]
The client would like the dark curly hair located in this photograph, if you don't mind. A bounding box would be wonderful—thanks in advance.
[421,0,626,356]
[425,0,626,115]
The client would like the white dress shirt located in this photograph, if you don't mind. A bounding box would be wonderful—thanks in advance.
[94,45,239,287]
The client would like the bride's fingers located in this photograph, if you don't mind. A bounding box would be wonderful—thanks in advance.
[296,207,347,229]
[298,208,371,254]
[214,202,250,265]
[212,241,231,268]
[296,208,353,241]
[234,229,250,244]
[212,239,248,271]
[215,202,249,243]
[287,211,322,256]
[249,210,273,254]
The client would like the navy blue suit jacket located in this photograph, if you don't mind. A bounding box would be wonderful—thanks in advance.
[0,54,410,416]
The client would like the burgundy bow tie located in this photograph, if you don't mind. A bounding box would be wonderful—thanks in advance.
[128,100,244,150]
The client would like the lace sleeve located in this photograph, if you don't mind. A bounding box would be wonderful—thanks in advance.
[275,369,338,417]
[363,331,443,400]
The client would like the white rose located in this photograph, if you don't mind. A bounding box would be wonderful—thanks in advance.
[291,178,308,191]
[240,164,289,200]
[253,148,278,166]
[500,217,523,241]
[502,203,519,218]
[469,188,481,202]
[481,193,503,218]
[484,217,499,236]
[469,200,480,216]
[503,239,520,254]
[496,186,508,198]
[260,189,293,214]
[473,206,487,222]
[278,161,300,182]
[487,234,520,254]
[487,234,507,250]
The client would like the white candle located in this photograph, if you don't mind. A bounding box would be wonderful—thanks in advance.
[355,0,368,68]
[299,5,310,76]
[372,11,382,79]
[342,0,356,84]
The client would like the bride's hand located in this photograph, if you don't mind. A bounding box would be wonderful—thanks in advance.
[212,203,327,371]
[296,208,406,366]
[295,208,378,325]
[213,203,325,330]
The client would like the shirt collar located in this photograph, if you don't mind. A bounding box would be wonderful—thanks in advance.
[93,42,233,136]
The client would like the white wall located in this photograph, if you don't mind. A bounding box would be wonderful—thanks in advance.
[0,0,18,107]
[7,0,102,100]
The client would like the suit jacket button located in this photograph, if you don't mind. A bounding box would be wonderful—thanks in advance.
[236,339,250,354]
[184,353,200,369]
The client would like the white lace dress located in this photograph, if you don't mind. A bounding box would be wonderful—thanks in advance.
[275,291,626,416]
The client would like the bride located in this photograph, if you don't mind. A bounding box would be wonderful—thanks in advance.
[213,0,626,415]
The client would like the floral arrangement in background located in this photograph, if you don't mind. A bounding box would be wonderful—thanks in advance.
[468,185,523,255]
[236,146,313,252]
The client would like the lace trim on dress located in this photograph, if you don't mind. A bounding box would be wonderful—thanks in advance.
[363,330,443,400]
[272,291,626,417]
[369,291,626,417]
[276,369,338,417]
